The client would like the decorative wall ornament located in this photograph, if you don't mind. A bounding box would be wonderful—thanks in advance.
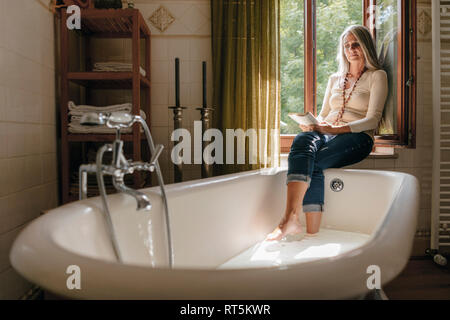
[149,5,175,33]
[418,7,432,41]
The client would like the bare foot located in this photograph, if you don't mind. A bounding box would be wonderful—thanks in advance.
[266,212,302,241]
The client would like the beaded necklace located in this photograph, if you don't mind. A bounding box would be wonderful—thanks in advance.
[333,66,367,126]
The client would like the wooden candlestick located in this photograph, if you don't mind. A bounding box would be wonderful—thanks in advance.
[169,106,187,183]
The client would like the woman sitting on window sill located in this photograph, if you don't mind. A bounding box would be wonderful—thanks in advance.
[267,25,388,241]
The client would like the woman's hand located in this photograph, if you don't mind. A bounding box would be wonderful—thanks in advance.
[312,123,336,134]
[299,122,350,134]
[299,122,335,134]
[299,124,315,132]
[298,121,328,132]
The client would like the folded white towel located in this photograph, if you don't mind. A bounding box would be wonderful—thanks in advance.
[68,125,139,134]
[68,101,132,114]
[68,101,147,134]
[70,110,146,122]
[69,120,145,133]
[93,62,147,77]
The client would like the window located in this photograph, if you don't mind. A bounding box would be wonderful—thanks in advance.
[280,0,416,152]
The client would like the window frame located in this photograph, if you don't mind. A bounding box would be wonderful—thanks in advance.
[280,0,417,153]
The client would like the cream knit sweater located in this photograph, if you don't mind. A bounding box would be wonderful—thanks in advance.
[317,69,388,141]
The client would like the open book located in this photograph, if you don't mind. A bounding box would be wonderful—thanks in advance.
[288,112,319,126]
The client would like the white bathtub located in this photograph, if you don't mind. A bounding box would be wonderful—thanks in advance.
[10,168,419,299]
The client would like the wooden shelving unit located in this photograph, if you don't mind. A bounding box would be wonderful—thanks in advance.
[59,8,151,204]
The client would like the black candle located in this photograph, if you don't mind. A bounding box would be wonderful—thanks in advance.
[202,61,207,108]
[175,58,180,107]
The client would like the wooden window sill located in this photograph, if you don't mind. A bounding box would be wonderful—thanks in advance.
[367,152,398,159]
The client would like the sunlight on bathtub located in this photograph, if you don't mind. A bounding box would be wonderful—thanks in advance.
[218,229,370,269]
[293,243,342,259]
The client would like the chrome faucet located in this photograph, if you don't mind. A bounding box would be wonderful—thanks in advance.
[78,111,173,267]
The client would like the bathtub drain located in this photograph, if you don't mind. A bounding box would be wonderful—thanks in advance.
[330,178,344,192]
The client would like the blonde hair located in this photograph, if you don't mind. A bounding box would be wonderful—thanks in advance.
[336,25,381,75]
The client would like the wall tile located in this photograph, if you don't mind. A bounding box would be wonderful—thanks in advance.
[36,182,58,213]
[150,105,169,127]
[0,48,6,87]
[0,226,24,273]
[151,60,169,83]
[417,41,432,60]
[422,104,433,126]
[0,0,4,49]
[41,95,57,125]
[164,20,193,35]
[7,157,26,194]
[394,149,413,168]
[24,124,42,156]
[167,38,191,61]
[0,189,39,235]
[151,126,170,149]
[414,146,433,168]
[41,37,55,70]
[418,208,431,230]
[179,5,208,33]
[189,60,204,83]
[189,83,204,107]
[0,124,6,159]
[6,123,25,158]
[372,158,396,169]
[417,80,432,107]
[151,83,169,105]
[0,86,5,121]
[196,3,211,21]
[150,37,169,60]
[39,3,54,42]
[0,160,8,197]
[189,38,211,61]
[163,3,191,20]
[345,158,374,169]
[40,66,55,98]
[417,59,432,84]
[24,155,43,188]
[195,21,211,35]
[41,125,57,154]
[42,153,58,184]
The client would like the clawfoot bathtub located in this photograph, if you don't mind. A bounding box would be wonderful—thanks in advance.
[10,168,419,299]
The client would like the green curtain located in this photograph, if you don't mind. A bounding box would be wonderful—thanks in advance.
[211,0,281,174]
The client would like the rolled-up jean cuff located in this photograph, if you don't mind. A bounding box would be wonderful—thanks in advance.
[286,174,311,186]
[303,204,323,212]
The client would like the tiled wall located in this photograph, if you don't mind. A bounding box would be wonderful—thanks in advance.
[0,0,58,299]
[345,0,433,251]
[88,0,212,184]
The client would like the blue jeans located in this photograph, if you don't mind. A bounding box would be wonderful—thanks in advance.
[287,131,374,212]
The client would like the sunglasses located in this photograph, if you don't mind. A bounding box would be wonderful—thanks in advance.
[344,42,361,50]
